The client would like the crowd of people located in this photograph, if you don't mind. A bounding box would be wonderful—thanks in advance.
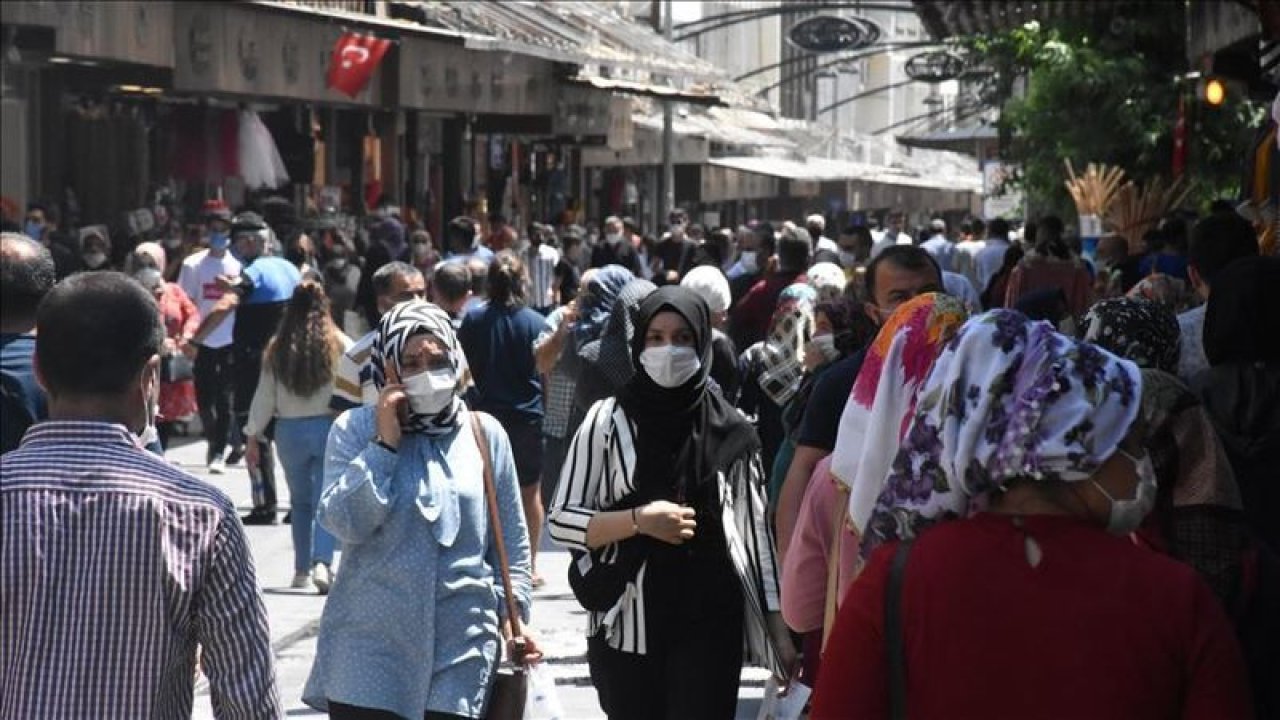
[1,194,1277,718]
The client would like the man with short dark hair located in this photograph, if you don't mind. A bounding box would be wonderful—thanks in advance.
[1178,211,1259,381]
[590,215,642,276]
[331,261,426,411]
[430,261,472,327]
[442,216,494,265]
[1,232,55,452]
[974,218,1012,296]
[0,272,279,716]
[774,244,942,557]
[729,225,810,349]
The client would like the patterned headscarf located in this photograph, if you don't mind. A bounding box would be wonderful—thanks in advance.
[1080,297,1181,373]
[861,310,1141,556]
[758,282,817,406]
[830,293,968,535]
[579,278,657,394]
[569,265,634,347]
[371,300,464,436]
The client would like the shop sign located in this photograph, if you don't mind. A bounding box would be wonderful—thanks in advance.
[0,1,174,68]
[175,2,385,106]
[787,16,879,53]
[607,96,635,151]
[552,85,611,138]
[399,38,554,115]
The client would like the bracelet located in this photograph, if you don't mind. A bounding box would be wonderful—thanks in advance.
[631,507,639,536]
[373,437,397,453]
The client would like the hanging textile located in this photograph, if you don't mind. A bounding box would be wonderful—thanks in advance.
[238,109,290,190]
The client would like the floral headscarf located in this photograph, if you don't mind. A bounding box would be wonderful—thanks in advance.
[758,282,817,406]
[830,293,968,535]
[862,310,1141,556]
[1080,297,1180,373]
[371,300,465,436]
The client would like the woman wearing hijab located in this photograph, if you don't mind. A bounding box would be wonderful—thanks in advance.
[1080,297,1250,593]
[303,301,540,719]
[782,293,965,687]
[128,243,200,451]
[812,310,1252,719]
[533,265,634,513]
[549,286,794,720]
[571,277,657,427]
[738,283,818,498]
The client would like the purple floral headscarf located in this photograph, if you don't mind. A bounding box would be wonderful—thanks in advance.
[861,309,1142,556]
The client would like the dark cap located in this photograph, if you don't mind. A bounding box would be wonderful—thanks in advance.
[231,211,267,233]
[202,199,232,222]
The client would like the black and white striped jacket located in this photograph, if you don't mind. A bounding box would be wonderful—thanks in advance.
[547,397,786,676]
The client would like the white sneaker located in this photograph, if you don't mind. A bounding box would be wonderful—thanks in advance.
[312,563,333,595]
[208,458,226,475]
[291,572,312,590]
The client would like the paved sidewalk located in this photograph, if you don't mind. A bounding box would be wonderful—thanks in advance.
[172,434,770,719]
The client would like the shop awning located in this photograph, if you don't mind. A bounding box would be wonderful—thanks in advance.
[708,155,983,193]
[566,76,726,107]
[897,122,998,153]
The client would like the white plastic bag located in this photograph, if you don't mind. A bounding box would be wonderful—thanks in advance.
[522,664,564,720]
[756,676,811,720]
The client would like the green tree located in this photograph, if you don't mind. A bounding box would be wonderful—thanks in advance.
[966,7,1264,220]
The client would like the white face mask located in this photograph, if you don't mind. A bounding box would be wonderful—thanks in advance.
[83,251,107,269]
[402,367,457,416]
[807,334,839,365]
[738,251,758,273]
[1093,449,1158,535]
[639,344,701,388]
[838,250,858,268]
[606,232,625,244]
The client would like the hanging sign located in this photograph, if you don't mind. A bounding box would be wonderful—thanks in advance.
[904,51,965,83]
[787,16,880,53]
[327,32,393,98]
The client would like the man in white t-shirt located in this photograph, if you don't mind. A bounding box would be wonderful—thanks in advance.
[953,218,987,292]
[177,200,241,473]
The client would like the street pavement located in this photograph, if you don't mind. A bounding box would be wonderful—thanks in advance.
[171,433,774,719]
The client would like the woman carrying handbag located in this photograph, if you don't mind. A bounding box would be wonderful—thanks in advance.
[303,300,542,720]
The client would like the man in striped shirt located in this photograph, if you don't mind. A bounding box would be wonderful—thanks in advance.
[0,272,279,718]
[524,222,561,314]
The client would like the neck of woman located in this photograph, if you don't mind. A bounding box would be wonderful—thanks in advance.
[987,479,1095,522]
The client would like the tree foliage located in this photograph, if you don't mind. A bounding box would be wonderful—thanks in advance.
[965,7,1264,219]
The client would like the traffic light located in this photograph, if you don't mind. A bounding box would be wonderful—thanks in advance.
[1198,76,1227,106]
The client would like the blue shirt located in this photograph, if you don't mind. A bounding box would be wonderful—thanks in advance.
[303,407,531,719]
[458,302,545,420]
[234,257,302,351]
[0,333,45,453]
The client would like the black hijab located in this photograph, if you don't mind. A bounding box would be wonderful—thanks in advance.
[1203,255,1280,366]
[620,286,759,503]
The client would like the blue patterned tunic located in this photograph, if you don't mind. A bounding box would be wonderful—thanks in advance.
[303,407,531,719]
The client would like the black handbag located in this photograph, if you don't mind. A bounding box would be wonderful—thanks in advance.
[161,353,195,383]
[567,493,651,612]
[471,415,528,720]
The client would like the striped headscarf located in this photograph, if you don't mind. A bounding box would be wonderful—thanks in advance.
[371,300,464,436]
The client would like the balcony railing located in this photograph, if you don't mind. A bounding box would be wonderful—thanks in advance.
[273,0,384,17]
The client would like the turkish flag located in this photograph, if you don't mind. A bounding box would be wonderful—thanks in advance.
[327,32,392,98]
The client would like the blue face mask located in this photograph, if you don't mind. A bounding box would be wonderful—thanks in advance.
[24,221,43,239]
[208,231,230,250]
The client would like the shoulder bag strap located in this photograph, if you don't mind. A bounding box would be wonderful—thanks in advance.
[820,495,846,650]
[886,537,914,720]
[469,413,525,657]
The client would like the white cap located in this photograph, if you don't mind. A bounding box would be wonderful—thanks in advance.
[806,213,826,231]
[807,262,847,297]
[681,265,732,314]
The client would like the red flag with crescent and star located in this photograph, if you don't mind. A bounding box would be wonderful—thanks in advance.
[327,32,392,98]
